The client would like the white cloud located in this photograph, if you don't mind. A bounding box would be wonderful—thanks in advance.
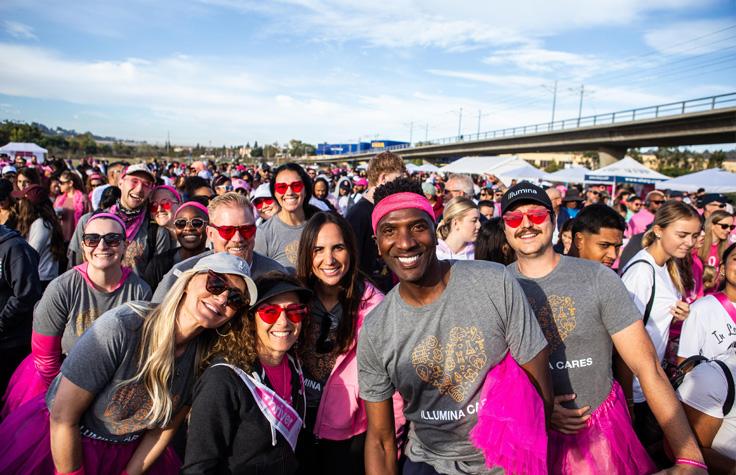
[483,47,601,74]
[3,20,37,40]
[644,19,736,55]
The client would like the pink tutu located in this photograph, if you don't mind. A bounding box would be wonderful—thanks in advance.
[549,380,656,475]
[1,354,49,419]
[470,353,547,475]
[0,395,180,475]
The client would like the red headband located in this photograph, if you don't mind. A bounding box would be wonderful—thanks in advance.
[371,192,435,234]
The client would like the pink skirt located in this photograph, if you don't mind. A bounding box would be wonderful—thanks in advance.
[0,396,180,475]
[1,354,49,419]
[549,380,656,475]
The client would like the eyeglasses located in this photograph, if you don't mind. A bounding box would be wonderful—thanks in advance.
[589,190,600,195]
[82,232,124,248]
[708,202,727,209]
[124,176,154,190]
[716,223,736,231]
[150,200,176,213]
[59,180,71,185]
[274,180,304,195]
[209,223,256,240]
[502,209,550,228]
[253,197,275,210]
[216,184,234,192]
[255,303,308,324]
[174,217,208,230]
[206,271,248,310]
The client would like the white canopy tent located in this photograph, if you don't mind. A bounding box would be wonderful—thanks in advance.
[656,168,736,193]
[585,157,669,195]
[417,163,440,173]
[439,155,522,174]
[0,142,48,164]
[493,162,548,186]
[545,165,591,184]
[406,163,420,173]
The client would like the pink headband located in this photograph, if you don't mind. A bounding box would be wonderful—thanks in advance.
[371,192,435,234]
[175,201,209,217]
[86,213,127,233]
[154,185,182,202]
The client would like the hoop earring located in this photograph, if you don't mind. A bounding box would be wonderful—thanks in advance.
[216,322,231,337]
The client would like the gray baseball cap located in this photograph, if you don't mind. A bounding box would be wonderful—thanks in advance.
[192,253,258,304]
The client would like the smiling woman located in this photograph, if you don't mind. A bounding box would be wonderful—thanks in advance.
[182,272,311,475]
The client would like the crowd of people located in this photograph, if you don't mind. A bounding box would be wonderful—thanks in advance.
[0,150,734,474]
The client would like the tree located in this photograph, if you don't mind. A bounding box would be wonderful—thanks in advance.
[628,148,643,163]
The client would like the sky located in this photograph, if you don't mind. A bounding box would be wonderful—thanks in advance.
[0,0,734,148]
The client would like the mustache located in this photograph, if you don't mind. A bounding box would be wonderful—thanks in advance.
[514,226,542,239]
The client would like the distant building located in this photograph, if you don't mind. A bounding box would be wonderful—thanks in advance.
[316,139,410,156]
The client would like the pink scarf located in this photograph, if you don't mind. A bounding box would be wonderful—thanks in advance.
[108,203,147,241]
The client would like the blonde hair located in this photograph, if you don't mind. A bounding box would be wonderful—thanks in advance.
[121,269,242,428]
[702,265,718,291]
[208,192,254,220]
[698,210,733,265]
[642,201,701,295]
[437,196,477,240]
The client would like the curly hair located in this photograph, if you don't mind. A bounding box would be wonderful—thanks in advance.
[373,176,424,205]
[202,271,311,372]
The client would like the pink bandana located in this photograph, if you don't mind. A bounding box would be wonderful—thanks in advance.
[175,201,209,217]
[371,192,435,234]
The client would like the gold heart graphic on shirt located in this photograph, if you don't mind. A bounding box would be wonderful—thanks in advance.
[411,326,487,402]
[530,294,577,352]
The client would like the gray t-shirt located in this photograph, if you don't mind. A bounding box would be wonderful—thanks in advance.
[33,268,152,353]
[46,303,197,443]
[508,256,640,411]
[150,250,285,303]
[357,260,547,475]
[68,210,173,275]
[28,218,59,281]
[254,214,306,272]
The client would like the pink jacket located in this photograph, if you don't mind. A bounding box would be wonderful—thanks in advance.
[312,282,405,440]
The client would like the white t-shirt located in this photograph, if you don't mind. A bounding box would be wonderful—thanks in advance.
[676,352,736,460]
[679,294,736,360]
[28,217,59,281]
[622,249,680,403]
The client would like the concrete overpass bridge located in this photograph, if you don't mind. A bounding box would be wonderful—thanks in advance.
[299,93,736,167]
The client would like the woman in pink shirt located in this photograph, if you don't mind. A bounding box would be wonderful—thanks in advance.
[699,210,734,294]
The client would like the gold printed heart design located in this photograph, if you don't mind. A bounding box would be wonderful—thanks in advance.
[411,326,487,402]
[529,294,577,352]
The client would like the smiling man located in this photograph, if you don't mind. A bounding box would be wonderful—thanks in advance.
[357,177,551,475]
[68,163,173,275]
[568,204,626,269]
[152,192,284,303]
[502,182,705,474]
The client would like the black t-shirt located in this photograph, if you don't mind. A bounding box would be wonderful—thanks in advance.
[345,199,393,293]
[301,298,342,407]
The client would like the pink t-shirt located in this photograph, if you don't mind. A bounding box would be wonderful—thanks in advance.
[626,208,654,238]
[262,357,292,404]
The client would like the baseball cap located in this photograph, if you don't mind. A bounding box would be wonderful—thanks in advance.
[11,184,49,205]
[122,163,155,182]
[355,178,368,187]
[192,253,258,305]
[699,193,728,207]
[251,183,272,202]
[501,182,554,215]
[250,273,312,310]
[2,165,17,176]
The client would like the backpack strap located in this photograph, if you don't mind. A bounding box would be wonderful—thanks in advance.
[712,360,735,416]
[622,259,656,325]
[145,220,160,264]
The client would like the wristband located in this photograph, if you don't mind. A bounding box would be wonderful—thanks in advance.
[54,466,85,475]
[675,458,707,470]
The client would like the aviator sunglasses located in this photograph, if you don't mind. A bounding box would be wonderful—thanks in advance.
[173,217,208,230]
[502,209,550,228]
[82,232,124,248]
[209,223,257,240]
[274,180,304,195]
[255,303,308,324]
[206,270,248,310]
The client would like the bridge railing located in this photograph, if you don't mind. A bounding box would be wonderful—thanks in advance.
[337,92,736,156]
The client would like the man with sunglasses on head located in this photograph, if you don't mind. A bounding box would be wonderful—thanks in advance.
[502,182,706,474]
[68,163,173,275]
[151,192,284,304]
[627,190,665,238]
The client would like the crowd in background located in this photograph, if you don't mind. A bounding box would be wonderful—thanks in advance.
[0,150,734,474]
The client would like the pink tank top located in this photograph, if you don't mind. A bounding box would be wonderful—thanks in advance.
[262,358,292,404]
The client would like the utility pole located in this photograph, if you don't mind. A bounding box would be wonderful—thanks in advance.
[457,107,463,137]
[541,80,558,130]
[577,84,585,126]
[477,109,481,136]
[425,122,429,142]
[409,121,414,145]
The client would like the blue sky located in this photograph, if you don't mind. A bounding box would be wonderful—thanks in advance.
[0,0,734,147]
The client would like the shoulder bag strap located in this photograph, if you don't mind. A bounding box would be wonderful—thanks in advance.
[712,360,735,415]
[622,259,656,325]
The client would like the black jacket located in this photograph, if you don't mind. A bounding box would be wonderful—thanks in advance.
[0,225,42,348]
[181,360,304,475]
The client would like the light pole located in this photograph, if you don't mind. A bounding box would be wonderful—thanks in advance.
[541,80,558,130]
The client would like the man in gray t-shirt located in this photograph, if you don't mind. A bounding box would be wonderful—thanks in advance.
[151,193,285,303]
[501,182,705,470]
[358,178,551,475]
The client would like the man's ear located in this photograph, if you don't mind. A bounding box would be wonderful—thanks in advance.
[573,231,584,250]
[372,234,381,257]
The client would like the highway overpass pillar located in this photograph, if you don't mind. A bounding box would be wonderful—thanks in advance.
[598,146,627,167]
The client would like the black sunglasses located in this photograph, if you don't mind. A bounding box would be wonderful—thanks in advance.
[82,232,124,248]
[716,223,736,231]
[206,270,248,310]
[173,218,208,230]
